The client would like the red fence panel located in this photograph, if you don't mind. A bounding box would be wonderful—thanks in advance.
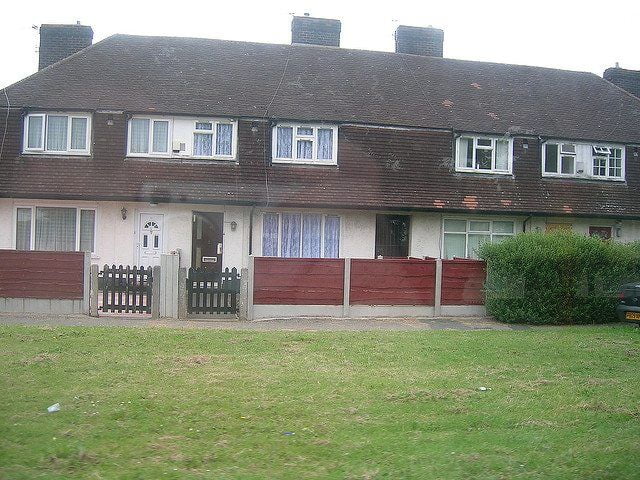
[0,250,85,300]
[441,259,486,305]
[253,257,344,305]
[350,258,436,305]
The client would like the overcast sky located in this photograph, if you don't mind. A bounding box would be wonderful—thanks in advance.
[2,0,638,89]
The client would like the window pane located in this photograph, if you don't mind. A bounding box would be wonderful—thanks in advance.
[194,133,213,156]
[130,119,150,153]
[276,127,293,158]
[215,123,233,156]
[27,116,43,149]
[443,233,465,259]
[477,138,492,147]
[469,221,490,232]
[317,129,333,160]
[492,221,514,234]
[444,219,467,232]
[492,235,510,245]
[476,148,492,169]
[302,214,322,258]
[593,156,607,176]
[561,144,576,154]
[468,234,490,259]
[458,137,473,168]
[196,122,212,130]
[297,140,313,159]
[324,216,340,258]
[297,127,313,136]
[495,140,509,170]
[561,155,574,174]
[281,214,301,258]
[262,213,279,256]
[544,144,558,173]
[16,208,32,250]
[35,207,76,251]
[70,117,88,150]
[79,210,95,252]
[46,115,68,151]
[152,120,169,153]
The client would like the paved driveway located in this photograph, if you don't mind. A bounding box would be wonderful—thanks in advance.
[0,312,522,331]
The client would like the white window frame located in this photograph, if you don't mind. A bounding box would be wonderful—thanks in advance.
[23,112,92,155]
[542,140,625,181]
[127,116,173,157]
[272,123,338,165]
[442,218,516,259]
[262,212,341,258]
[591,145,624,180]
[455,135,513,175]
[191,119,236,160]
[13,205,97,252]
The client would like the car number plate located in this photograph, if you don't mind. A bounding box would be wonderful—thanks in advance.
[625,312,640,321]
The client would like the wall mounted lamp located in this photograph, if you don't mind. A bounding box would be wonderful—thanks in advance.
[121,206,128,220]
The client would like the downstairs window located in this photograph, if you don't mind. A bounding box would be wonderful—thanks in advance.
[16,207,95,252]
[262,213,340,258]
[443,219,515,259]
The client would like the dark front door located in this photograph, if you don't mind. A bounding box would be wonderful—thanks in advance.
[375,214,411,258]
[192,212,224,272]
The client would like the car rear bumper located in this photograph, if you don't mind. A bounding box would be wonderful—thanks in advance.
[617,304,640,322]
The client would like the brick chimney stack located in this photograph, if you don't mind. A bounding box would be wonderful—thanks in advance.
[394,25,444,57]
[39,23,93,70]
[291,15,341,47]
[603,65,640,98]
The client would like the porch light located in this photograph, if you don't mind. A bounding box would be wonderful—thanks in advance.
[230,221,238,231]
[121,206,127,220]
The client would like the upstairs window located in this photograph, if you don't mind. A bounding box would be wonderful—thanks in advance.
[456,136,511,174]
[23,113,91,154]
[128,117,170,155]
[192,120,234,158]
[543,141,624,180]
[272,124,338,165]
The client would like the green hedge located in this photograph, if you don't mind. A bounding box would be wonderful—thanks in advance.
[478,232,640,324]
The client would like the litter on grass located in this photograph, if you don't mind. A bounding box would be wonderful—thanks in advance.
[47,403,60,413]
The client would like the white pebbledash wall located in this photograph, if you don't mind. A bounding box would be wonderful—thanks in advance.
[1,198,639,268]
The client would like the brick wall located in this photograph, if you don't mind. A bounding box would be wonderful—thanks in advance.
[604,67,640,98]
[291,16,341,47]
[395,26,444,57]
[39,24,93,70]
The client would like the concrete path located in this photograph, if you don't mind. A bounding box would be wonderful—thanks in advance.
[0,312,523,331]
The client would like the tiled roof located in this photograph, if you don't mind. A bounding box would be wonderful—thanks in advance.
[3,34,640,143]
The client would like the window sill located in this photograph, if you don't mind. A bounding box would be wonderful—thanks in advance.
[542,173,625,182]
[126,154,237,162]
[22,150,91,157]
[272,159,338,167]
[455,168,512,176]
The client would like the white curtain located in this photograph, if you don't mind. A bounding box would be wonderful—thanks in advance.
[130,119,149,153]
[317,129,333,160]
[70,117,87,150]
[495,140,509,170]
[297,140,313,159]
[152,120,169,153]
[194,133,213,156]
[281,214,301,257]
[79,210,95,252]
[302,214,321,258]
[323,216,340,258]
[27,116,43,149]
[262,213,279,256]
[443,233,466,259]
[276,127,293,158]
[46,116,68,151]
[16,208,32,250]
[216,123,233,155]
[35,207,76,251]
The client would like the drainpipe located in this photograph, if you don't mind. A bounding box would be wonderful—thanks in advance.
[523,214,533,233]
[248,205,255,255]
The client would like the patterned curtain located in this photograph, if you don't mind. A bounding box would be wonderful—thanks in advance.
[276,127,293,158]
[262,213,279,256]
[297,140,313,159]
[215,123,233,155]
[194,133,213,156]
[323,216,340,258]
[302,214,321,257]
[317,129,333,160]
[281,214,301,257]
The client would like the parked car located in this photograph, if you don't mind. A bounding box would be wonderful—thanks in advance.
[618,283,640,323]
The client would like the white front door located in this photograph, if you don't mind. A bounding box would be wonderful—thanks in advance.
[138,213,164,267]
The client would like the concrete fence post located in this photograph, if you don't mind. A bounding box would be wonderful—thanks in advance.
[239,267,249,321]
[151,265,161,319]
[342,258,351,318]
[90,264,99,317]
[178,267,187,319]
[159,254,179,318]
[82,252,91,315]
[247,256,255,321]
[434,258,443,317]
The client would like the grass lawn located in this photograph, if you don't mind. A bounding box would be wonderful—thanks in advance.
[1,325,639,479]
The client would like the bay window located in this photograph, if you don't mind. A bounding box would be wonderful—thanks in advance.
[456,136,511,174]
[23,113,91,154]
[272,124,338,164]
[15,206,96,252]
[443,219,515,259]
[262,213,340,258]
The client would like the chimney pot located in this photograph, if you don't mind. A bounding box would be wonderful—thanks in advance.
[38,23,93,70]
[395,25,444,57]
[291,16,341,47]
